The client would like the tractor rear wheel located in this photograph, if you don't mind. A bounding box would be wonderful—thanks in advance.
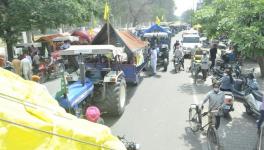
[104,77,127,116]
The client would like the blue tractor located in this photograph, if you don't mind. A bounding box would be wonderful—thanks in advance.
[55,45,127,117]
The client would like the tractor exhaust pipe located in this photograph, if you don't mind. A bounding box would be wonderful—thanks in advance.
[79,53,85,86]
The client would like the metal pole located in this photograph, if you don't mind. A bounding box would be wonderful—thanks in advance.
[107,0,110,44]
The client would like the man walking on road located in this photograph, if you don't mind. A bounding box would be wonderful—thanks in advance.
[150,46,158,75]
[21,55,32,80]
[210,44,218,69]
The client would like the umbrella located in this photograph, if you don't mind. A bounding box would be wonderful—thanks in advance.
[71,31,91,43]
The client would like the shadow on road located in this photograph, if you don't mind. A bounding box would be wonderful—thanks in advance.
[177,82,211,95]
[179,127,204,150]
[218,114,257,150]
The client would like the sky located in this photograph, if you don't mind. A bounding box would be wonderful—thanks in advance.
[174,0,198,16]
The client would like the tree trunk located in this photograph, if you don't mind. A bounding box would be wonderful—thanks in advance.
[5,39,14,61]
[256,56,264,78]
[132,18,138,27]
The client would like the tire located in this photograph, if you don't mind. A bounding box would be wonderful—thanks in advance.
[164,58,168,71]
[194,71,198,84]
[104,77,127,116]
[207,126,220,150]
[223,111,229,118]
[189,106,200,132]
[245,105,253,115]
[133,74,140,86]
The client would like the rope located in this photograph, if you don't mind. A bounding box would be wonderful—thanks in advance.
[0,118,115,150]
[0,93,73,120]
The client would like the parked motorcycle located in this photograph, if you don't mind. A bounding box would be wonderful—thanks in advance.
[222,91,234,118]
[232,69,262,100]
[38,59,63,83]
[243,86,263,116]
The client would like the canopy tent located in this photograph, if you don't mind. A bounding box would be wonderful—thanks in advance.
[92,23,147,53]
[92,23,148,65]
[143,24,171,34]
[118,31,147,52]
[0,68,126,150]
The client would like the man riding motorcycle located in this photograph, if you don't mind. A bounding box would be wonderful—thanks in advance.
[200,83,225,129]
[173,45,184,70]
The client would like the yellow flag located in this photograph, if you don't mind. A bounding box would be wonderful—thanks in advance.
[104,2,110,21]
[156,16,161,25]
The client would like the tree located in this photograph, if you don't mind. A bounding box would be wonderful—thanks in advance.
[194,0,264,77]
[108,0,176,27]
[181,9,194,25]
[0,0,97,60]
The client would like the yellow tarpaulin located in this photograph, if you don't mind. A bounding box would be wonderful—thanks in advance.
[0,68,126,150]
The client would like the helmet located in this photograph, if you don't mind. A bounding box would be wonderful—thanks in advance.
[85,106,101,122]
[202,51,207,55]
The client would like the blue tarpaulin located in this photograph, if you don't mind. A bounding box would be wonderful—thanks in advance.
[144,24,171,34]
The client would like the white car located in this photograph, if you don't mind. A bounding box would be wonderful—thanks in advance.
[181,34,202,56]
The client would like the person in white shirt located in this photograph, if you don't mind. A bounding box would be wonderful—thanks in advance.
[21,55,32,80]
[201,51,210,81]
[150,46,158,75]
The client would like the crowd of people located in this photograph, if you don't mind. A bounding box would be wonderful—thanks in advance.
[0,40,71,82]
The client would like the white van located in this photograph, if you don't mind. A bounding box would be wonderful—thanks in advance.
[181,34,202,56]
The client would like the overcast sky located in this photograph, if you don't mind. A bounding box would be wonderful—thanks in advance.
[174,0,198,16]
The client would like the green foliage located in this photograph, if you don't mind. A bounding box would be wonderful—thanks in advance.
[0,0,98,59]
[194,0,264,76]
[109,0,176,26]
[181,9,194,25]
[194,0,264,55]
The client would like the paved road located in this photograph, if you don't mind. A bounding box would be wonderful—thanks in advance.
[44,33,259,150]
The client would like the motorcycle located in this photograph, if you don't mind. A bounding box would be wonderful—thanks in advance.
[38,59,63,83]
[173,56,182,73]
[118,136,140,150]
[243,85,263,116]
[157,44,169,71]
[232,69,262,100]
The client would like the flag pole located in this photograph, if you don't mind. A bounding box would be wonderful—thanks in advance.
[107,19,110,44]
[107,0,110,45]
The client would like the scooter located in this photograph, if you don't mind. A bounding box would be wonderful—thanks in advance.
[243,86,263,116]
[222,91,234,118]
[232,69,262,100]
